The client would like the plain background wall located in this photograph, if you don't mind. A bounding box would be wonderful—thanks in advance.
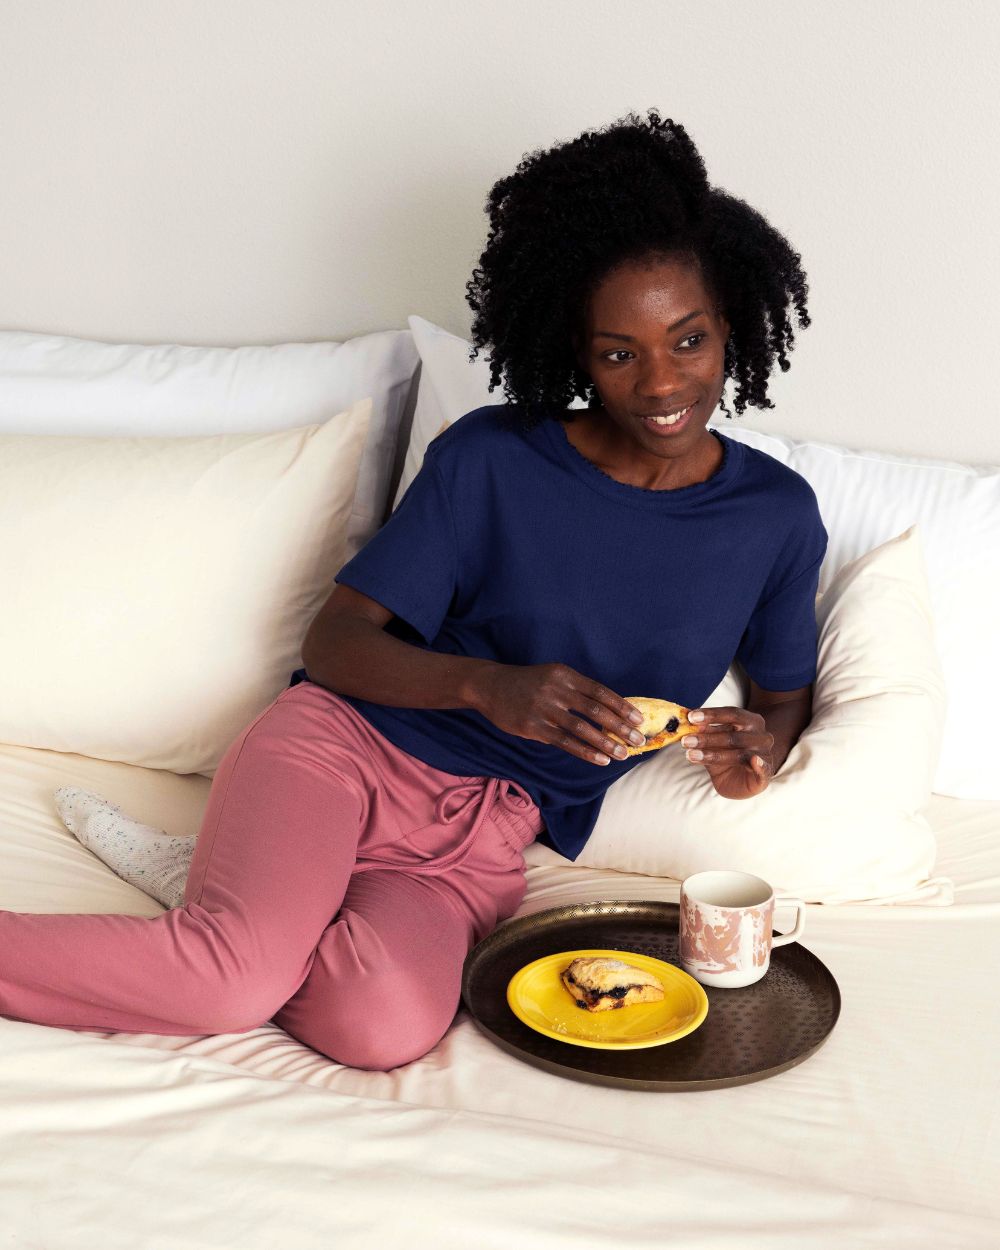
[1,0,997,465]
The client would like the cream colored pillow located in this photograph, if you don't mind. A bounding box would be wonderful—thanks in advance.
[0,399,371,776]
[572,526,953,905]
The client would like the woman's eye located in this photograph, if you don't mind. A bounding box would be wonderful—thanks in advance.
[603,334,706,364]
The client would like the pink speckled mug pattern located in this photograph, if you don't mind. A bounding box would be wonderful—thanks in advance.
[679,870,806,989]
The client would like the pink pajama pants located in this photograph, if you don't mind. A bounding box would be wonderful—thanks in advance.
[0,680,544,1070]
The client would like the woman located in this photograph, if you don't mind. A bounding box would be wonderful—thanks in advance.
[1,110,826,1070]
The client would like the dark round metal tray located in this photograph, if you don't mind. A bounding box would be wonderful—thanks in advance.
[461,899,841,1091]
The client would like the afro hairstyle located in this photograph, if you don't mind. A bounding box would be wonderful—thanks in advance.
[465,109,811,432]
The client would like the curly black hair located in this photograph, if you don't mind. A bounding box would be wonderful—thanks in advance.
[465,109,810,432]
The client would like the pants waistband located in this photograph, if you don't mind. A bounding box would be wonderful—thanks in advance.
[353,775,541,878]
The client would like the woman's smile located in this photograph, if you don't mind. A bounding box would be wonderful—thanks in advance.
[637,400,698,436]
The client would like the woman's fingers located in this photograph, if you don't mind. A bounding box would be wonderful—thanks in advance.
[685,747,768,765]
[680,706,773,763]
[681,730,774,754]
[557,708,644,765]
[680,709,776,798]
[687,706,764,731]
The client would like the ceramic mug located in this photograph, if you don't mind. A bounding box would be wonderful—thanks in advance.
[679,870,806,989]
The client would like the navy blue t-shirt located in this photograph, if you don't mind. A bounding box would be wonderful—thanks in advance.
[290,405,828,861]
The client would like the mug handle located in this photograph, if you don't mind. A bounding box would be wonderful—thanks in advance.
[771,896,806,947]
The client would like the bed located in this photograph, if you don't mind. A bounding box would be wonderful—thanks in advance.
[1,326,998,1248]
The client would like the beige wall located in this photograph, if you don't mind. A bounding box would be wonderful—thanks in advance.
[1,0,997,464]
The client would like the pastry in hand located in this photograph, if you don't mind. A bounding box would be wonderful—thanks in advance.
[606,697,692,757]
[561,956,666,1012]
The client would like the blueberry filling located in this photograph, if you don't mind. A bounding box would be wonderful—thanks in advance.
[565,970,645,1007]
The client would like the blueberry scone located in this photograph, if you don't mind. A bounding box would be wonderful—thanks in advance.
[561,956,666,1012]
[606,697,692,757]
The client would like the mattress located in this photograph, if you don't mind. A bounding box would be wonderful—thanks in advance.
[2,739,998,1248]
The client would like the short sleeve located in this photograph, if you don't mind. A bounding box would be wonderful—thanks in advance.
[333,452,458,645]
[735,492,829,691]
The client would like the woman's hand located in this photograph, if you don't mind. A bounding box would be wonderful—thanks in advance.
[680,706,775,800]
[466,661,648,766]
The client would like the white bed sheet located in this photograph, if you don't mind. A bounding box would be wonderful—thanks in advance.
[2,742,998,1246]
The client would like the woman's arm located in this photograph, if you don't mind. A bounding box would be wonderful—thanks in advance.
[301,584,499,711]
[746,679,813,774]
[304,586,656,768]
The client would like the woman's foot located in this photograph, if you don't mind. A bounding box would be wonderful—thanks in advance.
[53,786,194,909]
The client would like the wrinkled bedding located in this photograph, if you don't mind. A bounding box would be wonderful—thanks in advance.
[2,741,998,1248]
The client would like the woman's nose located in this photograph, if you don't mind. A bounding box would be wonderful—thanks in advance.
[638,366,685,397]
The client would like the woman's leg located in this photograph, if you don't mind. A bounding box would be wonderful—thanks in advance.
[273,869,479,1070]
[272,783,543,1070]
[0,685,375,1035]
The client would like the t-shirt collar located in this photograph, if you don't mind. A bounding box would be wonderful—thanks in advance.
[540,416,744,510]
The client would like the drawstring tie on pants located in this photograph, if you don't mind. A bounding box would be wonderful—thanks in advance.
[353,776,536,877]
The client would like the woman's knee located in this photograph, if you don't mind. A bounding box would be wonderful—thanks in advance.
[275,967,458,1070]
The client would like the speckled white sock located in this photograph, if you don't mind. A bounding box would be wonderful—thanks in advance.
[53,786,194,909]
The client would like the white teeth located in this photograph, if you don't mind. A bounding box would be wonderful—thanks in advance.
[649,404,691,426]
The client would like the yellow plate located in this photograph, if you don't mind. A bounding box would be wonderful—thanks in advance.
[506,948,709,1050]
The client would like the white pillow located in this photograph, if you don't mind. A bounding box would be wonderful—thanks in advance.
[0,328,418,562]
[394,316,504,508]
[568,526,953,906]
[396,314,587,507]
[699,422,1000,803]
[0,400,371,776]
[403,313,1000,802]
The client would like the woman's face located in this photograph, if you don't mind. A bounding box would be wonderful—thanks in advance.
[573,254,731,462]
